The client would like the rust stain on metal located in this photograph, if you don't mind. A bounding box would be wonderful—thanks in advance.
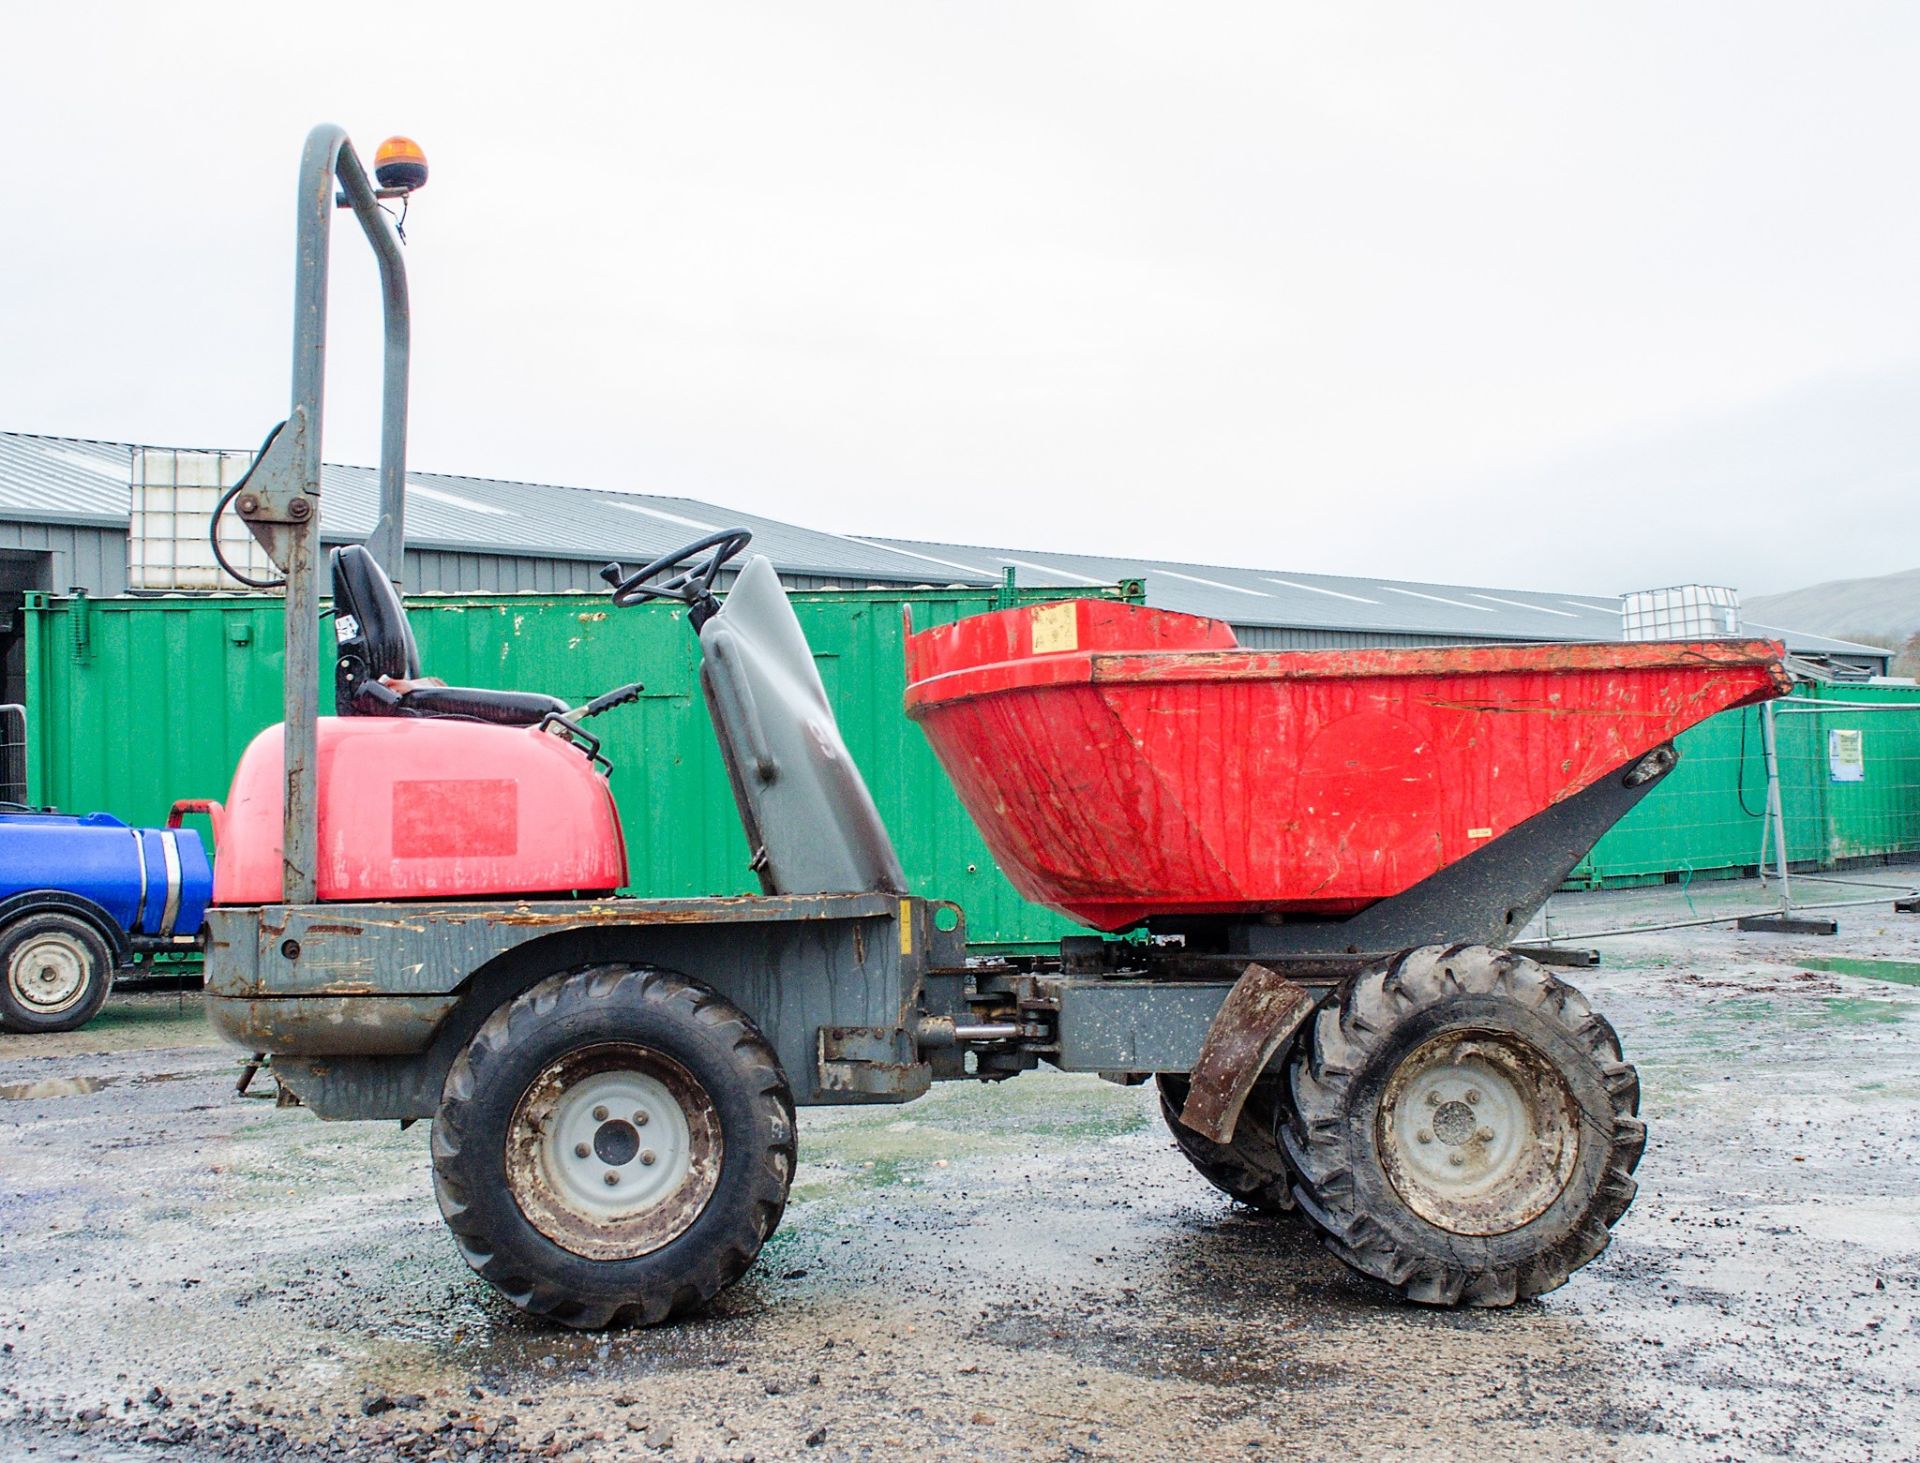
[1375,1031,1580,1236]
[505,1043,723,1261]
[1089,637,1789,687]
[315,893,897,931]
[1178,962,1315,1144]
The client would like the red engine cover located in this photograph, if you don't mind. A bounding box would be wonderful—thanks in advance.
[213,718,628,904]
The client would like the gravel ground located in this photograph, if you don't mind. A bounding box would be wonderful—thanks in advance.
[1,898,1916,1462]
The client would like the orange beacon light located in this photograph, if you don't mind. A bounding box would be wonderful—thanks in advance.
[373,136,428,193]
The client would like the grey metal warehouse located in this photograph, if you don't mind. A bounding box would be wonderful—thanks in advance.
[0,429,1890,710]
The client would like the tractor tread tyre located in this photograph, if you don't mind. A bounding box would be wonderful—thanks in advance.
[432,965,794,1330]
[1282,944,1644,1308]
[0,911,115,1035]
[1156,1074,1297,1214]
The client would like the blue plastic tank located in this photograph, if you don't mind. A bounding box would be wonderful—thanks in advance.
[0,811,213,937]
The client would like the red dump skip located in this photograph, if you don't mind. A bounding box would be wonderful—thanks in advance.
[905,598,1790,930]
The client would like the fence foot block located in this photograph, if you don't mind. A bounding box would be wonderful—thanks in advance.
[1896,897,1920,914]
[1736,914,1839,936]
[1512,944,1601,967]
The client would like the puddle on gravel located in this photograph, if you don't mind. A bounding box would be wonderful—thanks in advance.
[0,1070,202,1101]
[0,1075,113,1099]
[1797,956,1920,987]
[975,1309,1346,1389]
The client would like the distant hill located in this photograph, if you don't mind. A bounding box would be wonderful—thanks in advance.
[1745,568,1920,645]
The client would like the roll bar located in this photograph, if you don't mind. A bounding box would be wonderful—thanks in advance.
[293,123,412,580]
[236,124,412,903]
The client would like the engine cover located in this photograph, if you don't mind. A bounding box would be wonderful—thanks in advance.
[213,718,628,904]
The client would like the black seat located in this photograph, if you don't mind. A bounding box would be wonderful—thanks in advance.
[330,545,570,726]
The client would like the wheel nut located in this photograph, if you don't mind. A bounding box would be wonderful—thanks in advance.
[1425,1091,1441,1107]
[1476,1127,1494,1143]
[604,1171,620,1186]
[640,1150,657,1167]
[592,1105,609,1122]
[574,1143,590,1159]
[1465,1089,1480,1105]
[1448,1152,1465,1167]
[633,1111,650,1127]
[1416,1129,1432,1144]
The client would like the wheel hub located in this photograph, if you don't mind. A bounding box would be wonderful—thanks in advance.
[507,1044,722,1261]
[1376,1030,1580,1236]
[8,934,89,1015]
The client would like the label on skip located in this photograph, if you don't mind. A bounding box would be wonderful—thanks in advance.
[1031,602,1079,655]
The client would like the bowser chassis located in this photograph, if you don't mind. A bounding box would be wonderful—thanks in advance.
[200,126,1782,1328]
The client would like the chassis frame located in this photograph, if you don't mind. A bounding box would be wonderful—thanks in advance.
[206,739,1664,1129]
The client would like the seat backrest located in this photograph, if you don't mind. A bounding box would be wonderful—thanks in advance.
[699,555,906,896]
[331,545,422,714]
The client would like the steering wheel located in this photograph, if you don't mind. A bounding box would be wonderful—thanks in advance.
[602,529,753,609]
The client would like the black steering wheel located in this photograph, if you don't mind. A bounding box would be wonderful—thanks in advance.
[601,529,753,611]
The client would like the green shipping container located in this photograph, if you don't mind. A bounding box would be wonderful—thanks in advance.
[29,590,1920,928]
[1569,682,1920,886]
[22,582,1136,953]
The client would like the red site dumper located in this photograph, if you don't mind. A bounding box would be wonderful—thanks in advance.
[196,126,1789,1328]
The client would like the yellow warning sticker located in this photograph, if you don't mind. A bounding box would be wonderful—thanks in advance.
[1031,601,1079,654]
[899,899,914,955]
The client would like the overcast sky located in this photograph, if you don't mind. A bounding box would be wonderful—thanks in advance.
[4,3,1916,597]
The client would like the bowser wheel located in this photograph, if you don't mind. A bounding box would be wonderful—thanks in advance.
[1282,945,1644,1307]
[1156,1074,1297,1214]
[0,911,115,1034]
[432,965,794,1329]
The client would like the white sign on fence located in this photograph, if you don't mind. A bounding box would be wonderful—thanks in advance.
[1829,728,1865,783]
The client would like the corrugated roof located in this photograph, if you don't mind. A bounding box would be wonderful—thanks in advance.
[0,431,1889,665]
[868,537,1893,664]
[0,432,968,584]
[0,434,133,525]
[869,537,1628,640]
[311,463,967,582]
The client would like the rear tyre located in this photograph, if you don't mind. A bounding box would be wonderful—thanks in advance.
[0,911,115,1034]
[1282,945,1643,1307]
[1156,1074,1297,1213]
[432,965,794,1329]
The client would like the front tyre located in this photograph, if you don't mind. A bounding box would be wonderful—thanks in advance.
[0,911,115,1034]
[1282,945,1644,1307]
[432,965,794,1329]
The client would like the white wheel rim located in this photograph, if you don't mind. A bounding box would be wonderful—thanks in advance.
[8,933,90,1015]
[507,1044,722,1260]
[1376,1031,1580,1236]
[540,1070,694,1222]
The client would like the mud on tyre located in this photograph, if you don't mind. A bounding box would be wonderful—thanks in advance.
[432,964,794,1329]
[1282,944,1644,1306]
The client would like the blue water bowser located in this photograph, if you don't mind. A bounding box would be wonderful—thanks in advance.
[0,810,212,1032]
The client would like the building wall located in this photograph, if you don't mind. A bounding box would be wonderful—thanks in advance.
[401,549,603,594]
[1229,624,1469,651]
[0,521,128,596]
[400,548,940,597]
[0,522,1045,601]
